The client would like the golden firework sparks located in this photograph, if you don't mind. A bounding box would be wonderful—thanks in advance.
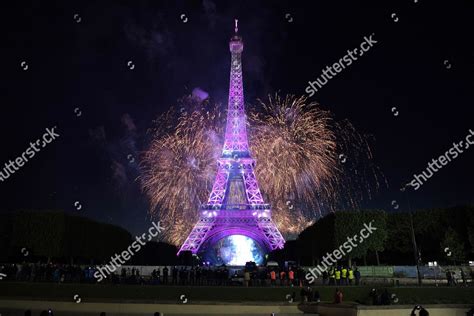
[140,94,385,245]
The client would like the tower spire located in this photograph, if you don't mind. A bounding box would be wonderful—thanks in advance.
[223,19,248,156]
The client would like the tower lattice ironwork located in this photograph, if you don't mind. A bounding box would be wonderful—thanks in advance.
[177,20,285,258]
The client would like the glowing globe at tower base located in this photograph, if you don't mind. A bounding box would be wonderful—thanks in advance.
[201,234,264,266]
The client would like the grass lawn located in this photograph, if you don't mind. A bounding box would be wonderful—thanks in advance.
[0,282,473,304]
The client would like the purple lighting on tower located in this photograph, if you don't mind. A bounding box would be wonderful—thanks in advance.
[178,20,285,263]
[222,19,250,156]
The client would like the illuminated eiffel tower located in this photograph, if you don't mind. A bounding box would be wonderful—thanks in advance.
[178,20,285,262]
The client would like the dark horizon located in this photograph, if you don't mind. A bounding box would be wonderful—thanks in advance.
[1,0,473,238]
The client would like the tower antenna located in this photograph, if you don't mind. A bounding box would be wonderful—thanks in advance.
[235,19,238,33]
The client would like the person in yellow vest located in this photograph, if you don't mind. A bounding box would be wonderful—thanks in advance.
[335,268,341,286]
[329,267,336,286]
[341,267,348,285]
[348,267,354,285]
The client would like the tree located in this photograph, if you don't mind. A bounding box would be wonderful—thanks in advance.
[385,213,412,256]
[298,213,336,266]
[4,211,132,264]
[334,210,387,265]
[466,207,474,253]
[440,227,465,265]
[11,211,66,262]
[296,210,388,266]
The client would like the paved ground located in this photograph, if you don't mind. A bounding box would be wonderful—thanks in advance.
[1,300,472,316]
[0,300,305,316]
[4,282,474,305]
[0,310,300,316]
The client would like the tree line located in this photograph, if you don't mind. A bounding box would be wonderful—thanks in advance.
[270,205,474,266]
[0,211,177,265]
[1,206,472,266]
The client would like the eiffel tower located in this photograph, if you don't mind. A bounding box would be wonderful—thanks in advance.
[178,20,285,262]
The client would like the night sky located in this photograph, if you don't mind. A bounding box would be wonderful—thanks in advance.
[2,0,473,237]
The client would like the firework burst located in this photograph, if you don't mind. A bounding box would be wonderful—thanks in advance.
[140,96,225,245]
[249,95,385,237]
[140,94,384,245]
[248,95,336,233]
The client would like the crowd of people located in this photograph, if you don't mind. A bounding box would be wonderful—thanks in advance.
[445,268,473,286]
[0,262,308,286]
[0,263,334,287]
[144,265,309,286]
[1,262,473,288]
[150,265,237,286]
[318,266,361,285]
[299,287,343,304]
[0,263,94,283]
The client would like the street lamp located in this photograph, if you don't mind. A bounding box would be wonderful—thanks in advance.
[428,261,438,286]
[400,183,422,286]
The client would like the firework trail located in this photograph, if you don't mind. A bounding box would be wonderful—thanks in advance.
[140,94,385,245]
